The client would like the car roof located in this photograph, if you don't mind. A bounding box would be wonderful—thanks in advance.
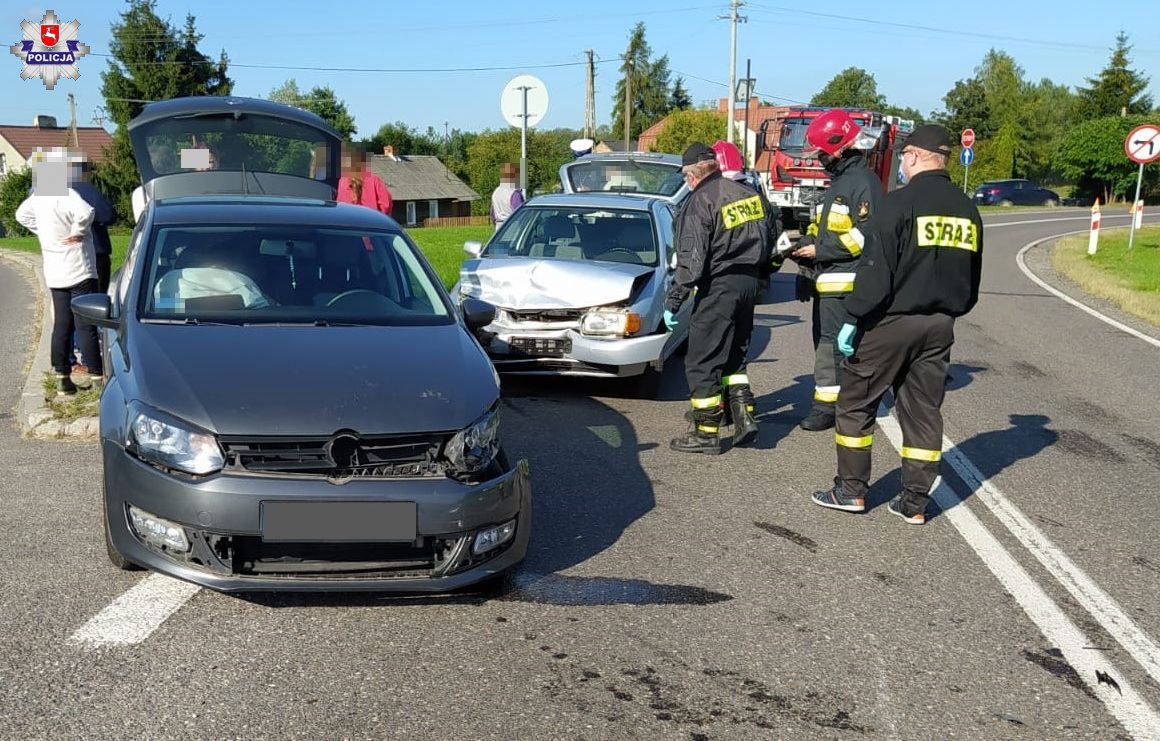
[148,196,402,229]
[572,151,682,165]
[520,193,658,211]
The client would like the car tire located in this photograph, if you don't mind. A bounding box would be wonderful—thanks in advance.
[632,363,664,399]
[998,199,1014,207]
[104,508,141,571]
[1043,198,1059,208]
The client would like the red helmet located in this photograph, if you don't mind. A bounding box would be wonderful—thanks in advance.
[805,109,862,156]
[711,140,744,172]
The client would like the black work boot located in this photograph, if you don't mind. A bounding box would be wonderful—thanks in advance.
[728,385,759,446]
[799,404,835,431]
[671,406,724,455]
[56,373,77,397]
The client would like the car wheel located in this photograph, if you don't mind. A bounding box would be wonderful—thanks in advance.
[632,363,664,399]
[998,199,1014,207]
[1043,198,1059,207]
[104,508,141,571]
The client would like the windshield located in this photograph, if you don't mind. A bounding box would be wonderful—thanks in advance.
[136,114,333,181]
[140,225,451,325]
[486,206,658,266]
[565,160,683,196]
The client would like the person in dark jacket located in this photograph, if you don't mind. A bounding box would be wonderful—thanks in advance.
[664,142,770,454]
[71,159,116,293]
[791,109,884,432]
[810,123,984,525]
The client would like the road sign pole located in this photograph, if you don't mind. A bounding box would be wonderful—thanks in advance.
[519,86,529,196]
[1127,162,1144,250]
[963,161,969,194]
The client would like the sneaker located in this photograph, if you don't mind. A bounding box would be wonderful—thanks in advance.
[56,373,78,397]
[811,482,865,513]
[887,497,926,525]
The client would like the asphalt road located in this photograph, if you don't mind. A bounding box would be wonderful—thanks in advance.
[2,207,1159,740]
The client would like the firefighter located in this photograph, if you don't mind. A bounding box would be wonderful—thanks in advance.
[791,109,883,432]
[665,142,770,454]
[810,124,984,524]
[707,140,790,444]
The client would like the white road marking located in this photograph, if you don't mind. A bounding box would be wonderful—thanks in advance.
[69,574,200,648]
[986,213,1138,229]
[1014,228,1160,350]
[876,409,1160,739]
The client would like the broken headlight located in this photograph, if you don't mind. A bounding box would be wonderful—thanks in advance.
[126,403,224,476]
[580,309,642,337]
[446,406,501,475]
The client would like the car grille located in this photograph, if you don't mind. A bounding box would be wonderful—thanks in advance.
[219,433,448,478]
[505,308,584,323]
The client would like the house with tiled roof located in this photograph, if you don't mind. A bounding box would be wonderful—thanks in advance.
[0,114,114,178]
[364,146,481,227]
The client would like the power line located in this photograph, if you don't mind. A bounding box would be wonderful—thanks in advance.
[673,69,810,106]
[90,52,620,74]
[745,3,1159,54]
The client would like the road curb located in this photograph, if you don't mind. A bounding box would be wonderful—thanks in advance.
[0,248,100,441]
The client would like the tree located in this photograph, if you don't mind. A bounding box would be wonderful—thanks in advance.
[1057,115,1160,204]
[0,169,34,237]
[1019,79,1076,183]
[360,122,442,156]
[270,79,357,139]
[669,76,692,111]
[810,67,886,109]
[1076,32,1152,119]
[462,129,571,215]
[611,23,672,141]
[98,0,232,222]
[650,109,729,155]
[976,50,1024,133]
[936,77,993,139]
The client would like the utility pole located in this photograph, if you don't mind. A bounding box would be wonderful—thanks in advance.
[67,92,79,148]
[584,49,596,140]
[624,56,632,152]
[721,0,746,145]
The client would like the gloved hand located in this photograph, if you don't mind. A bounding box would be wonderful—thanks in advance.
[663,309,678,331]
[837,322,857,357]
[794,274,813,302]
[797,233,815,247]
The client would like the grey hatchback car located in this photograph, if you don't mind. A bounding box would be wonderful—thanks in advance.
[72,97,529,592]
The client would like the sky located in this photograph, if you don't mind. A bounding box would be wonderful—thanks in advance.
[2,0,1159,141]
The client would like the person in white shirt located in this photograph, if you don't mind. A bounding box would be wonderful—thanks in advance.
[15,184,104,396]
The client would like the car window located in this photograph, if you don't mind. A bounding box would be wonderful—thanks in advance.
[485,207,658,266]
[566,161,683,196]
[139,225,451,325]
[655,204,674,259]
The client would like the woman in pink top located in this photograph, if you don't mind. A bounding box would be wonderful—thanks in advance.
[337,144,393,216]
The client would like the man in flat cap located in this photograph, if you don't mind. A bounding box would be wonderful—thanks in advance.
[809,124,985,526]
[665,142,771,454]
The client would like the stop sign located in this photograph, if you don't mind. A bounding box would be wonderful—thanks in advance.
[961,128,975,148]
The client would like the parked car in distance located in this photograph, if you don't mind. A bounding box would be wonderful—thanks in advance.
[974,179,1060,207]
[74,96,529,592]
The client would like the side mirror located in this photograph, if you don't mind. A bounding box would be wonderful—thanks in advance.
[463,240,484,258]
[461,297,496,332]
[72,292,119,329]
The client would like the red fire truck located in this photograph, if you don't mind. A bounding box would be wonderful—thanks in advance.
[756,107,913,229]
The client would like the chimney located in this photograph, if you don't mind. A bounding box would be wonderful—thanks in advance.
[33,114,58,128]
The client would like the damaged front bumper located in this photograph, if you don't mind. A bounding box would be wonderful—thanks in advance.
[102,440,531,592]
[479,324,669,378]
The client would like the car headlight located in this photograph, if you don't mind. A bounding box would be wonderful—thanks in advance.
[580,309,642,337]
[126,404,224,476]
[446,406,500,475]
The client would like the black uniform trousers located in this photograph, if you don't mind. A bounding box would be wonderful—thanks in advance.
[811,291,848,408]
[834,313,954,504]
[685,272,761,427]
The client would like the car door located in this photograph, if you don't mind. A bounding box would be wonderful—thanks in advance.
[1013,180,1033,205]
[655,203,690,353]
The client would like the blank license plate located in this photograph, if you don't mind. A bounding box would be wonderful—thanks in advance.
[510,337,571,357]
[261,501,417,542]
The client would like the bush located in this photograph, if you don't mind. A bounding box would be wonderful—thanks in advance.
[0,168,33,237]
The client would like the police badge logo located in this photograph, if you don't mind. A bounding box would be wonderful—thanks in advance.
[10,10,90,90]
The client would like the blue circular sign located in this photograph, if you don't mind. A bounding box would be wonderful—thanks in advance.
[960,147,974,166]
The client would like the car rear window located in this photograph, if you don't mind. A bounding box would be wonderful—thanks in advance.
[565,161,683,197]
[139,225,452,326]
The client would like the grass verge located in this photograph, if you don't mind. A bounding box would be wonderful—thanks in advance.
[41,372,100,422]
[1052,225,1160,326]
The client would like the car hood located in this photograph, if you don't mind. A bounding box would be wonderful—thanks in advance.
[462,257,654,310]
[127,322,497,436]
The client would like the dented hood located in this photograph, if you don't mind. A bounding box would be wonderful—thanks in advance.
[464,258,654,310]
